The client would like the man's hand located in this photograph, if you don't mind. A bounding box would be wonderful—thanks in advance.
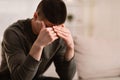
[29,21,58,61]
[53,25,74,61]
[53,25,74,49]
[35,21,58,47]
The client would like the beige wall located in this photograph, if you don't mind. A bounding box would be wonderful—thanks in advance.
[0,0,120,41]
[93,0,120,41]
[65,0,120,42]
[83,0,120,41]
[0,0,40,40]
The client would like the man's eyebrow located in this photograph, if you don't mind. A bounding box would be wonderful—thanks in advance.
[46,24,55,27]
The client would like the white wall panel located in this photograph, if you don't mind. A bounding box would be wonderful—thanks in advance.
[0,0,40,40]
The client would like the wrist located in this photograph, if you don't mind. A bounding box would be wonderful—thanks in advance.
[34,42,44,49]
[29,42,44,61]
[67,44,74,50]
[64,47,74,61]
[34,40,45,48]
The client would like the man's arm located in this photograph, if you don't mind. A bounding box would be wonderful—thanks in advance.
[53,25,75,61]
[3,28,41,80]
[53,25,76,80]
[53,39,76,80]
[3,21,58,80]
[29,21,58,61]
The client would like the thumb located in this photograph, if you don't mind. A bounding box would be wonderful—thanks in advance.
[40,21,46,29]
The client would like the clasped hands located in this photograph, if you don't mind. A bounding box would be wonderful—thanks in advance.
[35,21,74,49]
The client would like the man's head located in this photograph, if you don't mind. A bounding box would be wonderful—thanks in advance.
[36,0,67,25]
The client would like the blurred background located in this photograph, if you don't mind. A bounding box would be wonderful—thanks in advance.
[0,0,120,79]
[0,0,120,41]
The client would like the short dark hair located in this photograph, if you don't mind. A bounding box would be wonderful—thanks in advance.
[36,0,67,25]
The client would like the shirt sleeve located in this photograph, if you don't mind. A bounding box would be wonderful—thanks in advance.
[2,28,41,80]
[53,39,76,80]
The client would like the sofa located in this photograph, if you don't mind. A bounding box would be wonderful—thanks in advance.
[74,35,120,80]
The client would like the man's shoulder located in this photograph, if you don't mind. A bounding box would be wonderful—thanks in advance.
[4,18,31,35]
[3,19,31,40]
[7,18,31,30]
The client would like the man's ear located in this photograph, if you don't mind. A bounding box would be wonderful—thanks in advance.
[33,12,38,20]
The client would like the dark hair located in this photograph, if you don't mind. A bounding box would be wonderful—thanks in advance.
[36,0,67,25]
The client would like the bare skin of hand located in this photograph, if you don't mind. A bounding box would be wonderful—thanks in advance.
[53,25,74,61]
[29,21,58,61]
[35,21,58,47]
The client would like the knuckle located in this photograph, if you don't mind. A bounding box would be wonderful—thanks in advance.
[49,35,53,39]
[46,28,49,31]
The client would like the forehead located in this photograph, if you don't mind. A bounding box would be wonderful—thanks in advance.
[44,19,55,27]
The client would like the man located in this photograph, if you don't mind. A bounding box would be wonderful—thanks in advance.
[0,0,76,80]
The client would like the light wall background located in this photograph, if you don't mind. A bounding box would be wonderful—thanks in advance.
[93,0,120,41]
[0,0,120,41]
[65,0,120,41]
[0,0,40,41]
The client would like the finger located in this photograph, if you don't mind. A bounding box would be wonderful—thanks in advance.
[53,27,69,34]
[51,30,55,34]
[53,27,69,38]
[49,30,58,37]
[53,26,62,29]
[46,28,57,38]
[52,33,59,41]
[48,36,58,45]
[54,36,59,40]
[53,25,65,31]
[57,30,69,38]
[46,27,54,32]
[47,33,58,44]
